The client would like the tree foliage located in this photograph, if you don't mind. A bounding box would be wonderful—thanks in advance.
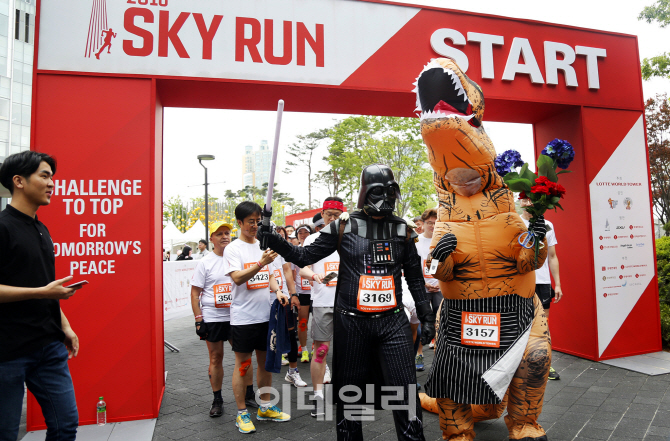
[284,129,328,210]
[656,236,670,345]
[325,116,435,218]
[645,94,670,226]
[638,0,670,80]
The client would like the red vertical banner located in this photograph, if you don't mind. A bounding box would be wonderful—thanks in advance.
[29,74,164,428]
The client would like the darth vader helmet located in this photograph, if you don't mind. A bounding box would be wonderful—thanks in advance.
[357,164,401,215]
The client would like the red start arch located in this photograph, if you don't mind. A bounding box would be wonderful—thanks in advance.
[30,0,660,429]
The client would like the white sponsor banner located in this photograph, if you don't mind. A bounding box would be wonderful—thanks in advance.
[163,260,198,321]
[38,0,419,85]
[589,116,655,356]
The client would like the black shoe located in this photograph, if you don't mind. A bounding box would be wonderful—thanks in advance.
[209,398,223,417]
[311,395,325,418]
[245,393,258,409]
[548,367,561,380]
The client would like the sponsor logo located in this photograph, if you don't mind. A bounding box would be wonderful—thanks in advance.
[615,225,626,230]
[621,280,627,287]
[608,198,618,209]
[605,219,610,231]
[604,292,619,297]
[636,243,645,247]
[620,274,633,279]
[603,276,617,280]
[600,245,618,250]
[632,234,647,238]
[624,197,632,210]
[619,243,633,249]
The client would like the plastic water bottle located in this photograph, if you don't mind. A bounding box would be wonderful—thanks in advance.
[96,397,106,426]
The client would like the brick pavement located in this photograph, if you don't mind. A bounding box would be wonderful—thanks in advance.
[153,316,670,441]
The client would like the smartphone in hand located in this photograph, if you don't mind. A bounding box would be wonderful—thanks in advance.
[64,280,89,289]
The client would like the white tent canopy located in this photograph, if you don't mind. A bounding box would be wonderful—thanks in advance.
[180,220,207,245]
[162,221,184,243]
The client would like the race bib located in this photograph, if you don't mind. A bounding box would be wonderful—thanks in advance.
[244,263,270,290]
[461,312,500,348]
[357,275,396,313]
[324,262,339,287]
[213,283,232,308]
[301,277,311,290]
[273,269,283,290]
[422,259,434,279]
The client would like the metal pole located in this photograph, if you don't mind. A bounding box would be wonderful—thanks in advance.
[204,165,209,247]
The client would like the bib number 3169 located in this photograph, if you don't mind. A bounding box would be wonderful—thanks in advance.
[357,275,396,313]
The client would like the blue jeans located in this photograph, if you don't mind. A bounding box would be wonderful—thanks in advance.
[0,341,78,441]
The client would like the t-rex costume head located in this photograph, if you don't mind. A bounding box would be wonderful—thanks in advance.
[414,58,514,222]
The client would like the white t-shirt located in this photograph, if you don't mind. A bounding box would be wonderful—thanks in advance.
[191,252,233,322]
[224,239,272,325]
[303,232,339,307]
[521,218,557,285]
[415,234,439,288]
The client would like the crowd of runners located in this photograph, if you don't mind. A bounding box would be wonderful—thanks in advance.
[190,172,562,438]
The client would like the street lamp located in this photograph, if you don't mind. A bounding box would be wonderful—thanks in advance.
[197,154,215,248]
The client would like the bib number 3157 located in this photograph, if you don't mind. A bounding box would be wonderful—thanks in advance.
[461,311,500,348]
[357,275,396,313]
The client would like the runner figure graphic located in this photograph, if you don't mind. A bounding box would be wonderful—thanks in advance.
[95,28,116,59]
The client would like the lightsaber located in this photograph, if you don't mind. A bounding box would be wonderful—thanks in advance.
[260,99,284,250]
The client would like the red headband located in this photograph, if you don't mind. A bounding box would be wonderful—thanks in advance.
[323,200,344,211]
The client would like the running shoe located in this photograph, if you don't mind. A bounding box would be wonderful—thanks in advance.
[298,345,303,355]
[323,364,332,384]
[548,366,561,380]
[236,412,256,433]
[429,338,435,349]
[301,350,310,363]
[415,354,425,371]
[285,370,307,387]
[257,405,291,422]
[281,354,289,366]
[311,395,325,418]
[209,398,223,417]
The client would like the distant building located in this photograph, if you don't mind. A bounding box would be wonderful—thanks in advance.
[241,140,271,189]
[0,0,36,209]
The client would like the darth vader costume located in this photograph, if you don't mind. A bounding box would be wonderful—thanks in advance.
[258,164,436,441]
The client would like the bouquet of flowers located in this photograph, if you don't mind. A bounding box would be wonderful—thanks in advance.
[495,139,575,267]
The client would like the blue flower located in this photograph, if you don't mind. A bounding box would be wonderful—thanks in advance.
[542,139,574,169]
[494,149,525,176]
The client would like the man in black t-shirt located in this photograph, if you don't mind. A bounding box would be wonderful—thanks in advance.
[0,151,84,441]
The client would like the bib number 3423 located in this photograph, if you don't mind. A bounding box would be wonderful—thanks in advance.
[357,275,396,313]
[244,263,269,290]
[461,311,500,348]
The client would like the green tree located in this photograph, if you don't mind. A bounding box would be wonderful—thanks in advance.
[284,129,328,209]
[325,116,434,218]
[645,94,670,225]
[638,0,670,80]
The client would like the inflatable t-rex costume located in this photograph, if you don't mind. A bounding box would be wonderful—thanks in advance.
[415,58,551,441]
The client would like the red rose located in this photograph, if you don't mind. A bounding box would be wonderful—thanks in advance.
[554,183,566,198]
[531,184,551,195]
[535,176,551,185]
[518,191,527,200]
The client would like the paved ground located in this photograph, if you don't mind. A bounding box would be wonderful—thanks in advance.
[17,315,670,441]
[151,316,670,441]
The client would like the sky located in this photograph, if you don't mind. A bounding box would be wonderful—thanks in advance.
[163,0,669,211]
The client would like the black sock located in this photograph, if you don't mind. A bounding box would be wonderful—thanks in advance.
[246,385,254,397]
[213,390,222,401]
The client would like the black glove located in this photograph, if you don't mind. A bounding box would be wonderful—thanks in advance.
[256,221,282,248]
[431,233,457,262]
[416,302,436,345]
[195,320,208,340]
[529,215,547,242]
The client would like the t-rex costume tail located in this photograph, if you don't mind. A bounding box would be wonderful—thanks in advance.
[415,58,551,441]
